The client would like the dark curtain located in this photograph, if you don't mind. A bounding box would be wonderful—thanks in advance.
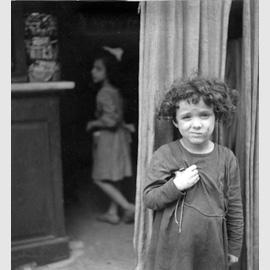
[236,0,259,269]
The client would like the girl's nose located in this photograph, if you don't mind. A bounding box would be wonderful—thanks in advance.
[192,118,202,128]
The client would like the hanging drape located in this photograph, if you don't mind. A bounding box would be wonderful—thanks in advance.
[225,1,259,269]
[237,0,259,269]
[134,1,232,269]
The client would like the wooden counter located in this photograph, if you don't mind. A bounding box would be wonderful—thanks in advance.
[11,82,75,268]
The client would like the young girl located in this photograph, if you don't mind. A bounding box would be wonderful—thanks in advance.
[144,77,244,270]
[86,47,135,224]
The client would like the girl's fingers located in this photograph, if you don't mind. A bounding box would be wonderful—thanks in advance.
[188,164,197,171]
[189,170,198,177]
[190,174,200,185]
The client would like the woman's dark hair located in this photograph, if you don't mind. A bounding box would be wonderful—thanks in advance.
[158,76,238,125]
[93,49,121,87]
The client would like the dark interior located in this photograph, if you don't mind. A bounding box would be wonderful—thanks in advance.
[12,1,140,211]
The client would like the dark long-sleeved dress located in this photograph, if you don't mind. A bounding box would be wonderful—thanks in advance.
[143,140,244,270]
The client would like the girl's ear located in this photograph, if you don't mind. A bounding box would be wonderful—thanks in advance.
[172,119,178,128]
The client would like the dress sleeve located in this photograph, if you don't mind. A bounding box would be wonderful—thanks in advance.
[143,146,186,211]
[97,90,121,128]
[226,153,244,257]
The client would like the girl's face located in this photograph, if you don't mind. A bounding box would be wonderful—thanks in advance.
[91,59,107,84]
[173,98,215,150]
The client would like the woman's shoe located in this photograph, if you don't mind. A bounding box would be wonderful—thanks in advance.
[122,208,135,224]
[96,212,120,225]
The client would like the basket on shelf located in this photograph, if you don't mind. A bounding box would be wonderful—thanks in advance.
[28,60,61,82]
[25,13,57,37]
[25,37,58,61]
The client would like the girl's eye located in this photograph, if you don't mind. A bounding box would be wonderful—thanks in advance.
[181,115,191,120]
[200,113,211,118]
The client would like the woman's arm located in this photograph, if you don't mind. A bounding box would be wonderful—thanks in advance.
[226,154,244,258]
[97,90,121,128]
[86,90,121,132]
[86,119,106,131]
[144,178,186,211]
[143,147,186,211]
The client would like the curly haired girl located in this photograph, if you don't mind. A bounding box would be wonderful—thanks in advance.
[144,77,243,270]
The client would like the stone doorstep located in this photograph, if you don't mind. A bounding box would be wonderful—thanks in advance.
[15,241,85,270]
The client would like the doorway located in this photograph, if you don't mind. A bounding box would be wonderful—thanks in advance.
[57,2,140,269]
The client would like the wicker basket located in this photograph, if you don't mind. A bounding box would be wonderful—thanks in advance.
[25,37,58,60]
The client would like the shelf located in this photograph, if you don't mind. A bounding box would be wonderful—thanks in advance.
[11,81,75,92]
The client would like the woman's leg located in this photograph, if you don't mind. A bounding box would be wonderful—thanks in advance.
[97,200,120,224]
[107,201,118,215]
[95,180,134,211]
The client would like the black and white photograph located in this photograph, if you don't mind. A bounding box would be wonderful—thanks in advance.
[9,1,259,270]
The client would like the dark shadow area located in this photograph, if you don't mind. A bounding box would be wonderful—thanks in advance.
[55,2,140,211]
[15,1,139,210]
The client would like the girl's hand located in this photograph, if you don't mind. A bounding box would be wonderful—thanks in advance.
[125,123,136,133]
[228,254,238,266]
[86,121,95,132]
[173,164,200,191]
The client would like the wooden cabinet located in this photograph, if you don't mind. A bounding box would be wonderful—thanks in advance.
[11,82,74,268]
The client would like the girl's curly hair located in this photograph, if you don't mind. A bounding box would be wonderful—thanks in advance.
[158,77,238,125]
